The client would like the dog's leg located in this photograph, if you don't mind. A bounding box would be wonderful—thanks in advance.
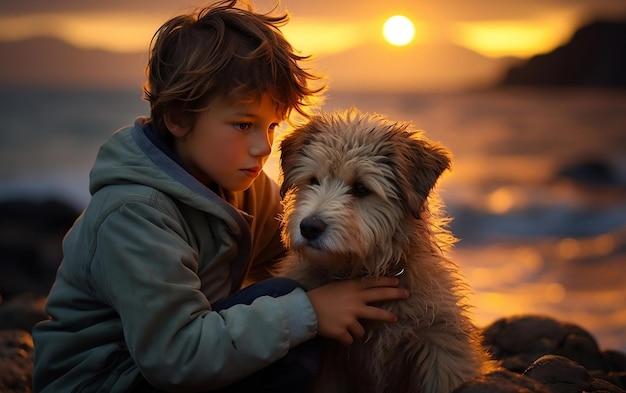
[407,331,484,393]
[312,342,350,393]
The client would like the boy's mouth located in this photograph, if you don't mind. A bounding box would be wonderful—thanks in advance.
[241,167,261,178]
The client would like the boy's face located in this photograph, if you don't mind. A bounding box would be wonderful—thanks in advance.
[172,93,282,192]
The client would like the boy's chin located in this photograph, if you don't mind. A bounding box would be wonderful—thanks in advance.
[221,179,255,193]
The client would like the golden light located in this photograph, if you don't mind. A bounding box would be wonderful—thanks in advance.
[0,13,157,53]
[545,283,566,303]
[383,15,415,46]
[452,17,576,58]
[472,292,528,320]
[487,187,518,214]
[0,12,366,57]
[515,247,543,273]
[557,237,582,260]
[590,234,616,257]
[281,20,363,56]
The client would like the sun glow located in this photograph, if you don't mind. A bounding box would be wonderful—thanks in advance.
[281,21,363,56]
[0,12,364,57]
[383,15,415,46]
[452,17,576,58]
[0,13,158,53]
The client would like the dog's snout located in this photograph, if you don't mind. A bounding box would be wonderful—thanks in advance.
[300,217,327,241]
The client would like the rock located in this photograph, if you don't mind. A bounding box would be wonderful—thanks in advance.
[604,350,626,372]
[453,368,550,393]
[0,312,624,392]
[524,355,626,393]
[463,315,626,392]
[0,329,35,393]
[555,158,621,187]
[524,355,594,392]
[0,293,48,332]
[600,351,626,388]
[0,293,46,393]
[482,314,606,372]
[593,370,626,392]
[0,198,79,300]
[0,198,76,392]
[499,20,626,88]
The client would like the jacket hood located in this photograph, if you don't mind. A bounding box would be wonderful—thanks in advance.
[89,118,251,227]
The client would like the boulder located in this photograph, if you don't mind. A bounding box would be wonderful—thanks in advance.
[499,20,626,88]
[0,329,35,393]
[483,314,606,373]
[0,198,78,300]
[524,354,626,393]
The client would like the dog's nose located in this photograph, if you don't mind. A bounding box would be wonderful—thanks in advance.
[300,217,327,240]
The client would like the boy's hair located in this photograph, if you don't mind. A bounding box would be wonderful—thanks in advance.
[143,0,324,141]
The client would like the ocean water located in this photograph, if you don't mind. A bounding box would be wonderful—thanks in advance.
[1,87,625,351]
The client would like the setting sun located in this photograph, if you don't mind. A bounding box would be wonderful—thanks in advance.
[383,15,415,46]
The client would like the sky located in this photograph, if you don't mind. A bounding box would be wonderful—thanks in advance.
[1,0,626,91]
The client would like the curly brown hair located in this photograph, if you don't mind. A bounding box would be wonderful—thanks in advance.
[143,0,324,142]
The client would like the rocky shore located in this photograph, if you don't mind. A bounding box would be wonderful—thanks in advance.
[2,303,625,392]
[1,199,625,392]
[456,315,626,392]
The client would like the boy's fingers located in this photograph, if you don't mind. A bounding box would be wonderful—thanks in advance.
[361,286,410,303]
[348,321,365,341]
[359,306,398,324]
[338,331,354,346]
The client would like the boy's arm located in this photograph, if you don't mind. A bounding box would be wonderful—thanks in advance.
[91,200,316,390]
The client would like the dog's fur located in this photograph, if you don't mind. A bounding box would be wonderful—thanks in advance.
[277,108,494,393]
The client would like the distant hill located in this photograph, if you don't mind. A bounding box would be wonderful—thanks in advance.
[0,36,516,92]
[498,20,626,88]
[315,42,518,92]
[0,37,147,90]
[4,22,626,92]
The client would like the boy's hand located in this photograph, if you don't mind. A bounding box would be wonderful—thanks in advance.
[307,277,409,345]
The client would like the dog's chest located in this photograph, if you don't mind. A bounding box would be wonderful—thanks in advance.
[343,323,410,391]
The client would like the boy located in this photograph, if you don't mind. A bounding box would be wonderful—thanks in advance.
[32,1,408,392]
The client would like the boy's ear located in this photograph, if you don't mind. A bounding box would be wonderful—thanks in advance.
[164,109,191,137]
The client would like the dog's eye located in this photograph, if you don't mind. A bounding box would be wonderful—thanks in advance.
[350,182,370,197]
[309,177,319,186]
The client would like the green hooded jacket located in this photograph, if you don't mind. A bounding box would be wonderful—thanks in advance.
[32,119,317,392]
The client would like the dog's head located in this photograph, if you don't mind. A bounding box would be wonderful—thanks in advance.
[278,108,451,274]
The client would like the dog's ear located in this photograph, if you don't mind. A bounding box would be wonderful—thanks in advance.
[278,132,298,197]
[396,131,451,217]
[279,121,318,197]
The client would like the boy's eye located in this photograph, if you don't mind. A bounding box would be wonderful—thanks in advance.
[267,122,281,135]
[234,123,252,131]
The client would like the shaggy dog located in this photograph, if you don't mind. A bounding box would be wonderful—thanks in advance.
[277,109,494,393]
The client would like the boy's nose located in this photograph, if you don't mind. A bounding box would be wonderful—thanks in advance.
[251,132,272,157]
